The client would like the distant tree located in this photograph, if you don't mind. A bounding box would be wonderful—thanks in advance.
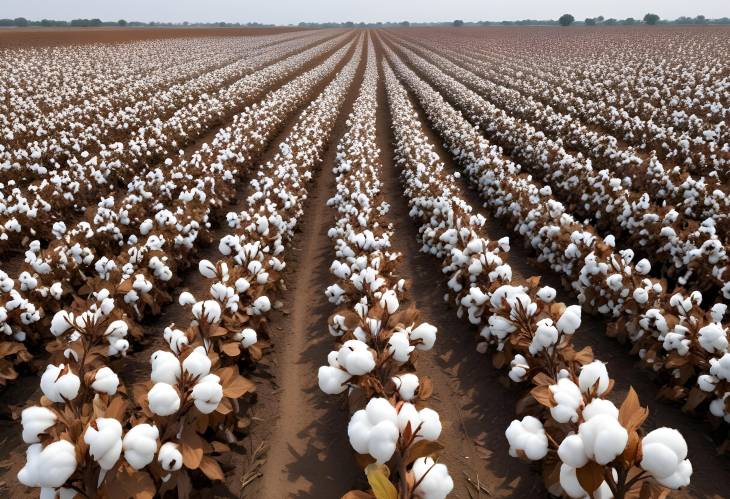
[117,19,127,26]
[344,21,354,27]
[14,17,29,27]
[694,15,707,24]
[399,21,410,27]
[596,16,605,22]
[604,18,617,25]
[585,18,596,26]
[643,13,660,25]
[453,19,464,27]
[558,14,575,26]
[622,17,636,25]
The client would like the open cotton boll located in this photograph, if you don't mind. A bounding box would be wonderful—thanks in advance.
[505,416,548,460]
[578,361,609,395]
[147,383,181,416]
[711,303,727,323]
[84,418,123,471]
[409,322,437,350]
[698,323,728,354]
[387,331,415,363]
[347,398,399,463]
[191,374,223,414]
[582,398,619,421]
[318,365,350,394]
[163,327,188,354]
[337,340,375,376]
[158,442,183,472]
[483,314,516,341]
[697,374,718,392]
[91,367,119,395]
[182,346,211,379]
[122,424,159,470]
[150,350,181,384]
[710,354,730,381]
[178,292,196,306]
[577,414,628,464]
[239,328,257,348]
[509,354,529,382]
[198,260,217,279]
[50,310,73,337]
[549,378,583,423]
[640,428,692,489]
[529,319,559,355]
[392,373,419,400]
[21,406,56,443]
[412,457,454,499]
[556,305,582,334]
[252,295,271,314]
[633,287,649,304]
[559,464,613,499]
[379,289,399,314]
[40,364,80,403]
[18,440,77,489]
[537,286,556,303]
[191,300,222,323]
[558,434,588,468]
[635,259,651,275]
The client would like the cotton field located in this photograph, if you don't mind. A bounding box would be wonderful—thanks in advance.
[0,24,728,499]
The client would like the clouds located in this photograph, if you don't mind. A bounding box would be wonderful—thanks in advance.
[1,0,727,24]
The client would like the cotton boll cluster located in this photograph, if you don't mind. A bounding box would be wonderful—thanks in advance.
[348,398,400,463]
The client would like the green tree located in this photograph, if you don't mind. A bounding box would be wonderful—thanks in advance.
[117,19,127,26]
[585,18,596,26]
[643,13,660,25]
[13,17,29,27]
[622,17,636,25]
[453,19,464,27]
[558,14,575,26]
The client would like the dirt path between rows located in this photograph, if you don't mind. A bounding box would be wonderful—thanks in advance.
[393,57,730,498]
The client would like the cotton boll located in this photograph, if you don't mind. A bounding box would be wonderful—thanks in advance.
[537,286,556,303]
[84,418,123,470]
[379,289,399,314]
[178,292,196,306]
[505,416,548,460]
[91,367,119,395]
[198,260,217,279]
[239,328,257,348]
[558,433,589,468]
[18,440,77,489]
[21,406,56,443]
[347,398,399,463]
[392,373,419,401]
[182,346,211,379]
[698,323,728,354]
[710,354,730,381]
[337,340,376,376]
[556,305,582,334]
[158,442,183,472]
[412,457,454,499]
[635,259,651,275]
[578,361,609,395]
[191,374,223,414]
[581,398,619,421]
[549,378,583,423]
[559,464,613,499]
[509,354,529,382]
[640,427,692,489]
[150,350,181,384]
[368,421,399,463]
[633,287,649,304]
[50,311,74,337]
[318,365,350,394]
[122,424,159,470]
[410,322,437,350]
[529,319,558,355]
[252,295,271,314]
[388,331,414,363]
[417,408,442,441]
[711,303,727,323]
[147,383,180,416]
[697,374,718,392]
[577,414,628,464]
[40,364,80,403]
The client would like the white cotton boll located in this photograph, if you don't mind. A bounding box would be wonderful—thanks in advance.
[50,282,63,300]
[412,457,454,499]
[104,320,128,339]
[337,340,375,376]
[578,414,628,464]
[529,318,559,355]
[537,286,556,303]
[191,374,223,414]
[368,421,399,463]
[192,300,222,323]
[417,408,442,441]
[640,427,693,489]
[582,398,619,421]
[388,331,414,363]
[158,442,183,472]
[198,260,217,278]
[509,354,529,382]
[40,364,80,403]
[558,434,589,468]
[318,365,350,394]
[379,289,399,314]
[710,354,730,381]
[84,418,122,471]
[711,303,727,323]
[150,350,181,384]
[21,406,56,443]
[635,259,651,275]
[698,323,728,354]
[505,416,548,460]
[147,383,180,416]
[234,277,250,293]
[410,322,437,350]
[634,288,649,304]
[549,378,583,423]
[559,464,613,499]
[578,361,609,395]
[484,314,516,340]
[240,328,257,348]
[122,424,159,470]
[163,327,188,354]
[178,292,196,306]
[393,373,419,400]
[556,305,582,334]
[697,374,718,392]
[182,346,211,379]
[252,295,271,314]
[347,398,399,463]
[397,402,420,435]
[91,367,119,395]
[50,311,73,337]
[606,273,623,291]
[18,440,77,489]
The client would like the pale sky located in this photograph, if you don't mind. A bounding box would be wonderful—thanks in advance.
[2,0,728,25]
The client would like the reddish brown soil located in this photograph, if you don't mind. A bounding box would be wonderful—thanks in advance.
[0,27,308,48]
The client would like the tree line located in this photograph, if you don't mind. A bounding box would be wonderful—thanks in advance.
[0,18,275,28]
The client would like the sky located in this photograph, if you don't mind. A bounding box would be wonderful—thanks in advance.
[2,0,728,25]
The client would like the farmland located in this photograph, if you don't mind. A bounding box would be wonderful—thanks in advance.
[0,25,729,498]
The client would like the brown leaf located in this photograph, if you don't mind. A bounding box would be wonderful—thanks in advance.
[619,387,649,431]
[181,443,203,470]
[221,342,240,357]
[403,440,444,466]
[198,455,224,481]
[365,463,397,499]
[418,376,433,400]
[576,461,604,494]
[341,491,375,499]
[103,465,156,499]
[530,385,554,408]
[222,374,255,399]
